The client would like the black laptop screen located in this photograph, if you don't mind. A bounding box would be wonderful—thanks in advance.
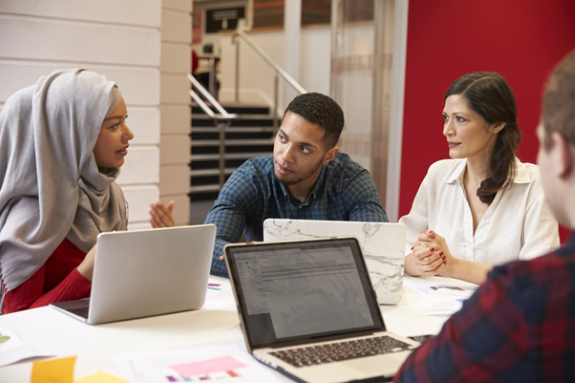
[225,238,385,349]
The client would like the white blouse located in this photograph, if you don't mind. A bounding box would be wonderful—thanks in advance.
[399,158,560,265]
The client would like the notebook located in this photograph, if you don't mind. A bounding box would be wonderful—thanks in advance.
[50,224,216,325]
[263,219,406,305]
[224,237,419,383]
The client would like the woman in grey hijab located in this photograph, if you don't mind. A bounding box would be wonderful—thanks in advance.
[0,69,133,313]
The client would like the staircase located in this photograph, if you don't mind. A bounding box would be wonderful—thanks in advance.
[189,103,280,202]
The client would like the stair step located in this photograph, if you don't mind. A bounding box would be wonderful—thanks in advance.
[190,184,221,193]
[191,139,274,147]
[192,114,280,121]
[191,104,271,115]
[190,168,236,176]
[191,152,271,161]
[192,126,276,133]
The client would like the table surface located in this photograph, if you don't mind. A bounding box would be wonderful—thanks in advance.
[0,275,477,382]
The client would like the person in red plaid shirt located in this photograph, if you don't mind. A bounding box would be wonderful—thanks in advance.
[395,49,575,382]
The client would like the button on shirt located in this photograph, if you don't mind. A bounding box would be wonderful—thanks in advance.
[399,158,559,265]
[204,153,388,277]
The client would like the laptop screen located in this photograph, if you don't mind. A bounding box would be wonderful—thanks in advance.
[225,238,386,350]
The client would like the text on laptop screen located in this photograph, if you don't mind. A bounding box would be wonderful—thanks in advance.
[227,239,384,348]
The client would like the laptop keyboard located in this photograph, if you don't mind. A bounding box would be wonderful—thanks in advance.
[68,306,90,319]
[270,335,413,368]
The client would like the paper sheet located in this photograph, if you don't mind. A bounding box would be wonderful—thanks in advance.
[404,275,478,298]
[204,278,236,309]
[169,355,247,377]
[406,293,464,317]
[31,356,76,383]
[405,276,477,317]
[0,325,55,367]
[75,371,128,383]
[113,345,281,383]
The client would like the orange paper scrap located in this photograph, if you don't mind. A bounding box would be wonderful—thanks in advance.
[31,356,76,383]
[74,371,127,383]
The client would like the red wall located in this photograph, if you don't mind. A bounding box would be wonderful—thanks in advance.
[400,0,575,240]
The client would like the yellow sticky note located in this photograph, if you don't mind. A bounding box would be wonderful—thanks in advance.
[74,371,127,383]
[31,356,76,383]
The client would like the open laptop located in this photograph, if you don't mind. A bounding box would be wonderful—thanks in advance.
[224,237,419,383]
[263,219,406,305]
[50,224,216,325]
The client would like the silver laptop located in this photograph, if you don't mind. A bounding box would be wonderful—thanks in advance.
[50,224,216,325]
[263,219,406,305]
[224,237,419,383]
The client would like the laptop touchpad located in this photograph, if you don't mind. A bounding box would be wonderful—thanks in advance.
[345,356,402,376]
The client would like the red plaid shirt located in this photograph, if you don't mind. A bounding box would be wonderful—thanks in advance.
[395,233,575,382]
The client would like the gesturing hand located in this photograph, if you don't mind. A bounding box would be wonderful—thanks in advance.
[149,200,175,228]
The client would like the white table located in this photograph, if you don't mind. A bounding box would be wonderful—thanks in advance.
[0,275,477,382]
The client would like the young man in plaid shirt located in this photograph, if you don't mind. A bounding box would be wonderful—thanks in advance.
[204,93,388,277]
[395,50,575,382]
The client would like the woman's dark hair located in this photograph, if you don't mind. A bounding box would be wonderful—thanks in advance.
[445,72,522,204]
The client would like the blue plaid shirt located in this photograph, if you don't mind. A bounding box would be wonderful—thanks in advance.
[395,232,575,383]
[204,153,388,277]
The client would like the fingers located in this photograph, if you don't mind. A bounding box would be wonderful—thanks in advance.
[414,250,443,268]
[411,246,446,276]
[421,261,445,278]
[166,200,175,214]
[417,229,436,242]
[219,255,225,261]
[411,245,437,261]
[149,201,176,228]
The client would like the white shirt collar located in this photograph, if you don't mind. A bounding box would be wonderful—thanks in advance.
[446,157,532,185]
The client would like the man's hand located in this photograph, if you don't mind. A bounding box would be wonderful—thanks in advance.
[149,200,175,228]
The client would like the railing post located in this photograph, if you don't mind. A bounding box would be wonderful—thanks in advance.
[209,57,216,98]
[273,74,279,134]
[217,121,228,188]
[235,39,240,103]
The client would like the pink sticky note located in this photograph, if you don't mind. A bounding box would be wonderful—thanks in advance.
[169,355,247,377]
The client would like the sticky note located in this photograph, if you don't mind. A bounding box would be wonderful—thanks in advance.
[74,371,127,383]
[31,356,76,383]
[169,355,247,377]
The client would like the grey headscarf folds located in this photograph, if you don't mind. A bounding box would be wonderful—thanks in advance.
[0,69,127,308]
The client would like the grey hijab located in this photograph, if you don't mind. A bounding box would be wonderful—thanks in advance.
[0,69,127,307]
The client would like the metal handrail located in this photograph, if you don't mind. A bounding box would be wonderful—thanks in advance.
[232,29,307,95]
[188,74,237,120]
[188,74,237,188]
[232,29,307,133]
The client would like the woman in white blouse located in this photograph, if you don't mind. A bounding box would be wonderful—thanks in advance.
[400,72,559,285]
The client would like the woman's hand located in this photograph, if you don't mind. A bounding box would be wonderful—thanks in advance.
[149,200,175,228]
[77,245,97,281]
[417,230,460,277]
[409,243,445,278]
[419,230,493,284]
[405,229,454,278]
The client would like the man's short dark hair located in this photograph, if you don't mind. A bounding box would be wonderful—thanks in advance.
[284,92,344,150]
[543,49,575,149]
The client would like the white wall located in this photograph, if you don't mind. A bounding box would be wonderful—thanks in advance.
[218,25,331,109]
[0,1,189,229]
[160,0,192,225]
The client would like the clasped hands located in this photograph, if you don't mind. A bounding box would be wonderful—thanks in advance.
[411,230,457,278]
